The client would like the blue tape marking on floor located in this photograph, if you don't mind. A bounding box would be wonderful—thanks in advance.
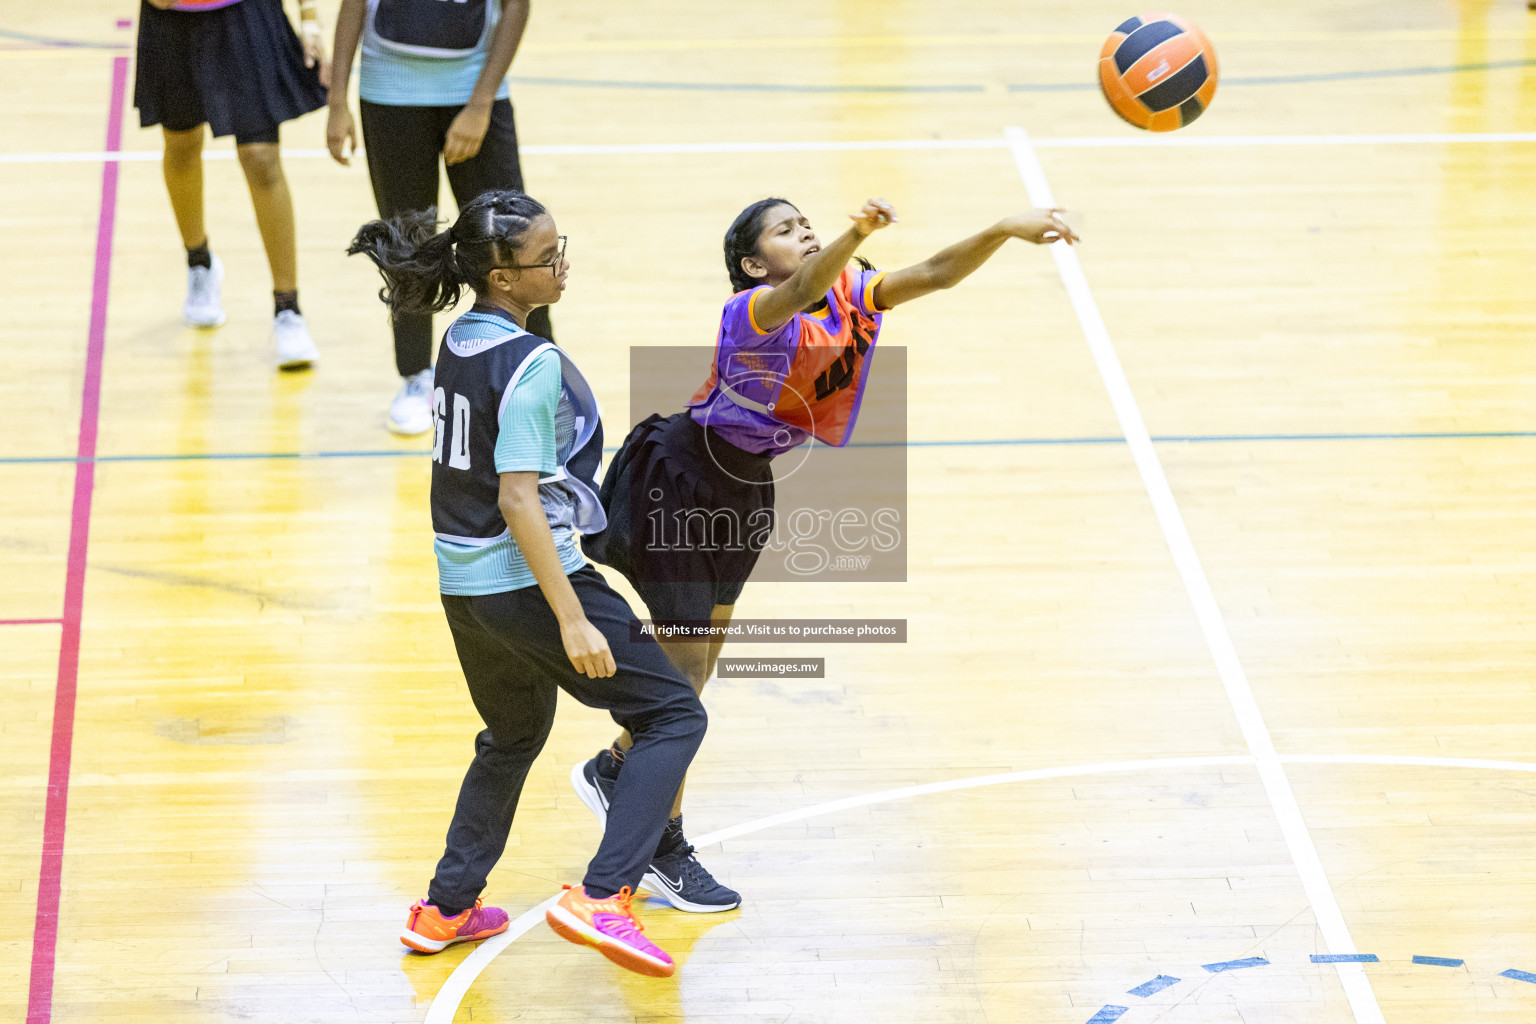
[1413,956,1465,967]
[1152,430,1536,443]
[1310,954,1379,963]
[1005,58,1536,92]
[460,57,1536,94]
[1203,957,1269,973]
[6,428,1536,467]
[1500,969,1536,984]
[847,437,1122,448]
[1127,975,1180,997]
[0,27,129,50]
[510,74,983,94]
[7,30,1536,86]
[1221,57,1536,86]
[1086,1007,1129,1024]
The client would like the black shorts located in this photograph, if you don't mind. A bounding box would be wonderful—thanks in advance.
[133,0,326,144]
[582,412,775,626]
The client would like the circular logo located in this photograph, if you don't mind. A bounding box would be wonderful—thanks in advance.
[697,370,818,485]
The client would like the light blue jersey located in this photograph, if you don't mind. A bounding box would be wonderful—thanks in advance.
[359,0,512,107]
[433,310,590,596]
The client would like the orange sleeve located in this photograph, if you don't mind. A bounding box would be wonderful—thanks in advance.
[863,270,890,313]
[745,287,774,335]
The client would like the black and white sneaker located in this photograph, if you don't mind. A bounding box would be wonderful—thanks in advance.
[570,747,621,825]
[642,817,741,914]
[570,754,741,913]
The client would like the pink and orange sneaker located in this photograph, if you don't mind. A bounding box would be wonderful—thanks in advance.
[545,885,675,977]
[400,897,509,953]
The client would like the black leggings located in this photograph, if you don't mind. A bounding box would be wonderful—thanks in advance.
[360,98,553,377]
[429,567,707,908]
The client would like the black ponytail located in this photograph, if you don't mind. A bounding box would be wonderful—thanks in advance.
[348,189,550,318]
[722,196,873,293]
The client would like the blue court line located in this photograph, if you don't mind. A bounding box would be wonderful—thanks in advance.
[6,27,1532,89]
[0,449,430,466]
[1311,953,1379,963]
[1501,969,1536,984]
[510,74,982,94]
[1006,57,1536,92]
[1085,1007,1129,1024]
[0,27,127,50]
[1414,956,1465,967]
[1222,57,1536,86]
[1203,957,1269,973]
[1127,975,1180,997]
[518,57,1536,95]
[4,428,1536,467]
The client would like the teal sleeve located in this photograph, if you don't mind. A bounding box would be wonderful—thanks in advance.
[494,349,560,474]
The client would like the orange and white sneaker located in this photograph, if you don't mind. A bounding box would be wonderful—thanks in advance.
[545,885,675,977]
[400,897,509,953]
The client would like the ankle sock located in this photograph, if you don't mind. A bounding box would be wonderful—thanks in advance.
[433,902,468,918]
[186,240,212,269]
[274,290,300,316]
[584,885,617,900]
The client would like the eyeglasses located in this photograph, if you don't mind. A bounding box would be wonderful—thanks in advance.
[496,235,567,273]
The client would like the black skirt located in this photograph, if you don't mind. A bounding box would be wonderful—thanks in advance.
[583,412,775,625]
[134,0,326,141]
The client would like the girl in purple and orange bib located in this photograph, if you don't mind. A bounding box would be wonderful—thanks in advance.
[576,196,1078,912]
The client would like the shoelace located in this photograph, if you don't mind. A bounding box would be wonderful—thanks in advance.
[680,852,709,885]
[564,884,646,932]
[412,897,482,924]
[672,849,724,891]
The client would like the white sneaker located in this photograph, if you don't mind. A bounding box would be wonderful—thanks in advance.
[387,368,434,436]
[273,310,319,371]
[183,255,225,328]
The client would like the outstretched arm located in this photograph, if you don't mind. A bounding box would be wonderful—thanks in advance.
[872,208,1077,310]
[750,198,897,333]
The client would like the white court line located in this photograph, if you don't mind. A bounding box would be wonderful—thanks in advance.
[1004,124,1386,1024]
[425,751,1536,1021]
[3,131,1535,165]
[425,754,1257,1024]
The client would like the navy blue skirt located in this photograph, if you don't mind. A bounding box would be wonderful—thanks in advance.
[134,0,326,142]
[582,411,775,625]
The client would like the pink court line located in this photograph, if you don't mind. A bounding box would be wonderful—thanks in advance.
[1,618,64,626]
[25,55,126,1024]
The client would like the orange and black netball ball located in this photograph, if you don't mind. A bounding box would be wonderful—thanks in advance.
[1099,14,1218,132]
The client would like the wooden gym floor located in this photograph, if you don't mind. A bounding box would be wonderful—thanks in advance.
[3,1,1536,1022]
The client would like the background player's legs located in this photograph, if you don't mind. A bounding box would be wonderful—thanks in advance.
[234,139,297,294]
[443,98,553,341]
[359,101,450,380]
[161,126,207,250]
[359,101,452,433]
[427,595,560,914]
[162,125,225,328]
[238,134,317,368]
